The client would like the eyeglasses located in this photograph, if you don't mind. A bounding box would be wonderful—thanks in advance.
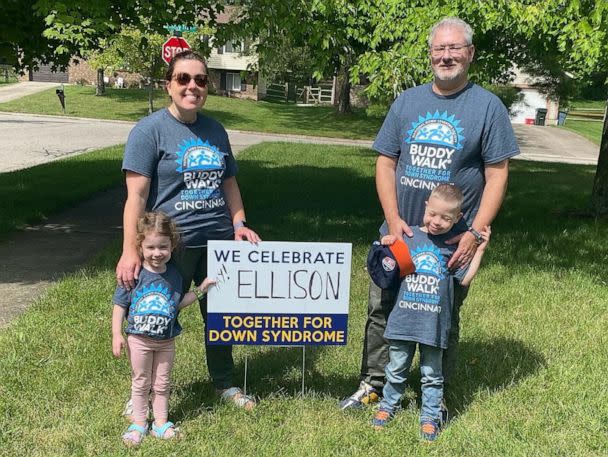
[430,44,471,57]
[173,73,209,88]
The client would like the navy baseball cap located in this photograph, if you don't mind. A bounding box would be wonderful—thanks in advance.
[367,238,416,289]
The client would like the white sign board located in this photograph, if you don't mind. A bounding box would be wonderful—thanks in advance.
[207,241,352,346]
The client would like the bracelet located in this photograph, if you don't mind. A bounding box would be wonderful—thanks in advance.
[233,220,248,230]
[193,287,206,301]
[468,227,483,245]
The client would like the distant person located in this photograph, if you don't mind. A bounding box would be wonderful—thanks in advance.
[340,17,519,420]
[116,50,261,412]
[367,185,490,441]
[112,212,215,445]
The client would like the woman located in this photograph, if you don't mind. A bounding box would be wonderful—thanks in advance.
[116,50,260,409]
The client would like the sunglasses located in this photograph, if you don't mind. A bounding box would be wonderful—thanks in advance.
[172,73,209,88]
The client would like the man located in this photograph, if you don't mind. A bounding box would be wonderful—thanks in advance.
[340,17,519,415]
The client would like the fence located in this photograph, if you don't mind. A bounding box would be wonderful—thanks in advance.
[566,107,606,123]
[265,80,336,105]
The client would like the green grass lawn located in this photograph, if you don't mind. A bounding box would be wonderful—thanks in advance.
[0,145,124,240]
[1,144,607,455]
[570,99,607,110]
[559,119,603,145]
[0,85,380,140]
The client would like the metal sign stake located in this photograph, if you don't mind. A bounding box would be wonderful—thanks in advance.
[301,346,306,397]
[243,350,248,396]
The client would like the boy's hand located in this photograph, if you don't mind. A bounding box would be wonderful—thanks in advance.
[112,334,126,358]
[380,235,397,246]
[477,225,491,251]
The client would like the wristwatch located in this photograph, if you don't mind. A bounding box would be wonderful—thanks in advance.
[193,287,206,301]
[468,227,483,245]
[233,220,248,230]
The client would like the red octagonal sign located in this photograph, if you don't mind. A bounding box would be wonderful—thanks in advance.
[162,36,191,64]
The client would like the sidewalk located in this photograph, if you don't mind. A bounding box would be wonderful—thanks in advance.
[0,120,601,328]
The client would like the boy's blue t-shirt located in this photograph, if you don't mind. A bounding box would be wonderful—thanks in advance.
[373,82,520,232]
[113,264,184,339]
[122,109,238,247]
[384,226,467,349]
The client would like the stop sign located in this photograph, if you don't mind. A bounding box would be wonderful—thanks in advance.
[162,36,191,64]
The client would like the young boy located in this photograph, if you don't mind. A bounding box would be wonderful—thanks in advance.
[368,184,490,441]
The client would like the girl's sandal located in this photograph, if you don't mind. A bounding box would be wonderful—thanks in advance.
[219,387,256,411]
[151,421,181,440]
[122,423,147,447]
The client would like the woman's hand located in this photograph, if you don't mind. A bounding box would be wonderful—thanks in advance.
[234,226,261,243]
[116,249,141,290]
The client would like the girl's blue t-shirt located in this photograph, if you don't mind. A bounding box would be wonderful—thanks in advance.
[113,264,184,339]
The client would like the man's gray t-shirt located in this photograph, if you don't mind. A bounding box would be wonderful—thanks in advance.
[384,227,467,349]
[123,109,238,247]
[113,264,184,339]
[374,82,519,233]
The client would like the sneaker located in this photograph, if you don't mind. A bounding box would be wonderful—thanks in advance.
[372,407,394,429]
[339,381,380,410]
[218,387,256,411]
[439,398,449,427]
[420,420,440,442]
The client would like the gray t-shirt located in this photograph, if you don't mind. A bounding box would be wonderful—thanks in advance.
[374,82,519,232]
[113,264,184,339]
[384,227,467,349]
[123,109,238,247]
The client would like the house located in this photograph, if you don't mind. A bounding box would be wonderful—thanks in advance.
[509,68,560,125]
[206,38,266,100]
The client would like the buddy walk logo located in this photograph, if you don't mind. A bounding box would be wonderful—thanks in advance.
[399,244,447,310]
[131,283,176,335]
[174,138,227,211]
[402,111,465,190]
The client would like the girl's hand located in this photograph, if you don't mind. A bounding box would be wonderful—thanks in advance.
[112,334,126,358]
[199,277,217,293]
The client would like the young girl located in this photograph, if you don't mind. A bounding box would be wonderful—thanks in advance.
[112,212,214,446]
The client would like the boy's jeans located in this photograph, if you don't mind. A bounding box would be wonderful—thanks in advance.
[379,340,443,423]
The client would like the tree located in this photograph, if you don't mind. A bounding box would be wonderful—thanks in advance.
[0,0,68,72]
[90,27,166,112]
[219,1,373,114]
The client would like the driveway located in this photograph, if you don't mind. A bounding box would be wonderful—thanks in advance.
[0,81,61,103]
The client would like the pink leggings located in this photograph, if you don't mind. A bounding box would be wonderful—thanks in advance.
[127,334,175,423]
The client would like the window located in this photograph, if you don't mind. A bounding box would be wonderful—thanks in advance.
[226,72,241,91]
[218,41,243,54]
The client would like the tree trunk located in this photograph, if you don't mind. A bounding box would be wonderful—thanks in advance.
[591,101,608,216]
[95,68,105,96]
[336,63,352,114]
[148,83,154,115]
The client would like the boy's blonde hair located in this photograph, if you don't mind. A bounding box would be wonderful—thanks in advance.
[136,212,180,254]
[429,184,464,211]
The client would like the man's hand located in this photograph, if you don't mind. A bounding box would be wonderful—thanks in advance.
[116,250,141,290]
[446,230,479,269]
[387,216,413,239]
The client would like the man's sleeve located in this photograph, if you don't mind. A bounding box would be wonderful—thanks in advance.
[372,101,402,158]
[482,100,520,164]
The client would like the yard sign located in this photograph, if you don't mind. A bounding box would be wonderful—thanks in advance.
[207,241,352,346]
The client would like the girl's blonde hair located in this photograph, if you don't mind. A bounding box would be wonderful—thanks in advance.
[136,212,180,254]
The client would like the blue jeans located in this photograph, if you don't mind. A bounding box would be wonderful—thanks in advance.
[379,340,443,423]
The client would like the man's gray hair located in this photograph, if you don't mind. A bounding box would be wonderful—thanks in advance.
[428,17,474,46]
